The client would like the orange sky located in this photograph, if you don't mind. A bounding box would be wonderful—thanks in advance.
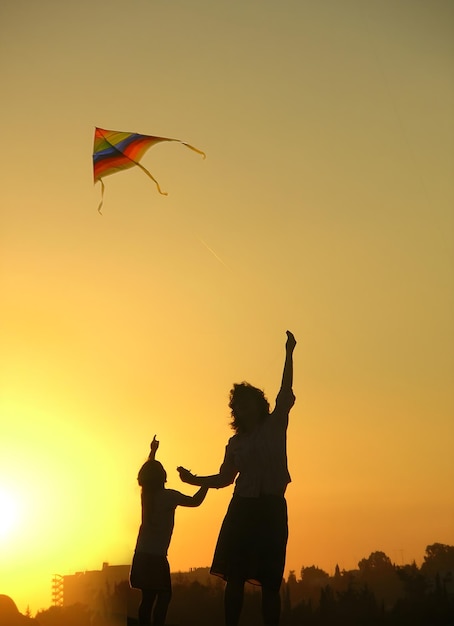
[1,0,453,615]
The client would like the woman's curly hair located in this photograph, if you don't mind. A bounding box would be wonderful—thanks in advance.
[229,381,270,434]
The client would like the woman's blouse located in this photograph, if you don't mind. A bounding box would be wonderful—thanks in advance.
[219,387,296,497]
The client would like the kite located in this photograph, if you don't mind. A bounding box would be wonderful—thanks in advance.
[93,127,206,213]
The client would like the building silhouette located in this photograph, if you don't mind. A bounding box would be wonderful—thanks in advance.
[55,562,130,607]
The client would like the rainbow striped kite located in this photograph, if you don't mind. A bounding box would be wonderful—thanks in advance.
[93,127,206,213]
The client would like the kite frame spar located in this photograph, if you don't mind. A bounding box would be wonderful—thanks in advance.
[93,127,206,214]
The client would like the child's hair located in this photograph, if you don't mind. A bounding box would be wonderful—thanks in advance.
[229,381,270,434]
[137,460,167,492]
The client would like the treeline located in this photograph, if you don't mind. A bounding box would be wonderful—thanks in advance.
[279,542,454,625]
[29,543,454,625]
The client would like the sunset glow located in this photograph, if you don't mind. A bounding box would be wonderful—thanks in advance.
[1,0,453,617]
[0,487,20,539]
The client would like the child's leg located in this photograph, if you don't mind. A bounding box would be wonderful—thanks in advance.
[152,588,172,625]
[138,589,156,625]
[224,577,245,626]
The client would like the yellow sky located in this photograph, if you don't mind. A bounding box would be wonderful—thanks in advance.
[1,0,453,615]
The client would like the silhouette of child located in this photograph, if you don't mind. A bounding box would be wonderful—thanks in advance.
[130,436,208,625]
[178,330,296,626]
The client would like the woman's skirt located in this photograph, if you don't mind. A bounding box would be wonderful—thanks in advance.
[129,551,171,591]
[210,494,288,589]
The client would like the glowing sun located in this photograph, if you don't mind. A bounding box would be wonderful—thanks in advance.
[0,487,20,538]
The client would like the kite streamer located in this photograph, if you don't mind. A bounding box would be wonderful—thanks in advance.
[93,127,206,213]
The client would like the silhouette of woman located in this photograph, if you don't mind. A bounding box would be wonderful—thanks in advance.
[178,330,296,626]
[130,437,208,625]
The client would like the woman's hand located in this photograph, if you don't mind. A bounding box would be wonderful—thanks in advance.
[286,330,296,353]
[177,466,196,484]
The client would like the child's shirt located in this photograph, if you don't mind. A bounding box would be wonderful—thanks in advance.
[135,488,193,556]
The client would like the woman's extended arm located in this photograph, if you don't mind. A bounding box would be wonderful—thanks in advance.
[280,330,296,392]
[177,466,236,489]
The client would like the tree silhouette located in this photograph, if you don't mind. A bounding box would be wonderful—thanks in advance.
[421,542,454,591]
[358,551,393,573]
[297,565,330,609]
[20,543,454,625]
[396,561,428,600]
[35,603,93,626]
[357,551,403,610]
[0,595,38,625]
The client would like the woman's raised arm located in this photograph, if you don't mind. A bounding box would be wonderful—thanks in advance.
[280,330,296,392]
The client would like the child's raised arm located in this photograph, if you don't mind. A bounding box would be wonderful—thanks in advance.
[176,486,209,508]
[148,435,159,460]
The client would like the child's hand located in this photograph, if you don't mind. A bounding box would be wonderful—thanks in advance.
[149,435,159,458]
[177,466,195,484]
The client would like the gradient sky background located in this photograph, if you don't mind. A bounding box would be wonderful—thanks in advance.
[1,0,453,615]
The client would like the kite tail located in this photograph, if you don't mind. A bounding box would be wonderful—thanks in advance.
[180,142,206,159]
[97,179,105,215]
[135,161,168,195]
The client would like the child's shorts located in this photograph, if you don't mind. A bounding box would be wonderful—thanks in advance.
[129,551,171,591]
